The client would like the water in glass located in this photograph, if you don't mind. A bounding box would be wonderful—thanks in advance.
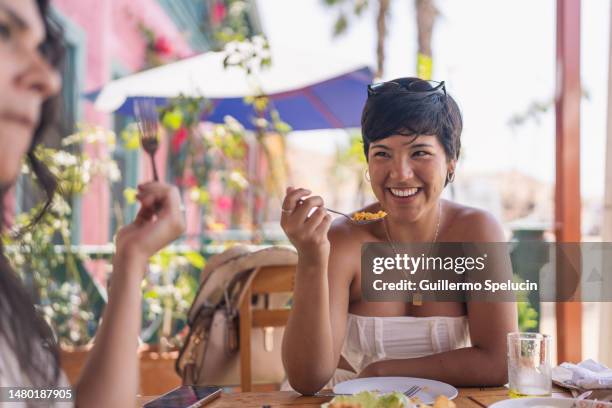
[507,332,552,398]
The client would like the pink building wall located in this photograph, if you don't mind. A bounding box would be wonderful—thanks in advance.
[53,0,192,91]
[52,0,193,246]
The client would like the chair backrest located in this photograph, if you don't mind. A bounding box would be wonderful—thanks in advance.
[176,246,297,389]
[238,264,295,391]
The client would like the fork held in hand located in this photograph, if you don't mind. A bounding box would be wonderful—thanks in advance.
[296,200,384,226]
[134,98,160,182]
[324,207,381,225]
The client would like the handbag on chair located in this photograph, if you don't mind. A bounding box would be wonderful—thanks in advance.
[176,245,297,388]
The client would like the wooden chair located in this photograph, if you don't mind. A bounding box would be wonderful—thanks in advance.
[238,264,295,392]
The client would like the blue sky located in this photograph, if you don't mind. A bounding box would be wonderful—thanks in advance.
[257,0,610,199]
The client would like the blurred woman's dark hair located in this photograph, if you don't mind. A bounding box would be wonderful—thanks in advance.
[361,77,463,164]
[0,0,64,387]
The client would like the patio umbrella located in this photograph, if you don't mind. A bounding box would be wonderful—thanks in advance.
[91,49,374,130]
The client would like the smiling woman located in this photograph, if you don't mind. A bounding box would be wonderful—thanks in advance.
[0,1,185,407]
[280,78,517,395]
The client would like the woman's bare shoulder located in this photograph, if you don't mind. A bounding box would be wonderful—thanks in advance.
[443,200,506,242]
[325,218,363,286]
[328,215,371,247]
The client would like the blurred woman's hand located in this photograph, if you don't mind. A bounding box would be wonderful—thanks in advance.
[115,182,185,268]
[280,187,332,262]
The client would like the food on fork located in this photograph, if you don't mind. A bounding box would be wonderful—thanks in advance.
[321,391,456,408]
[352,210,387,221]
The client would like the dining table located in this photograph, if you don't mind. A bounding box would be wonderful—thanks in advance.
[137,386,572,407]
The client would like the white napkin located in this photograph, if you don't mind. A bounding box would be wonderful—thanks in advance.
[559,359,612,389]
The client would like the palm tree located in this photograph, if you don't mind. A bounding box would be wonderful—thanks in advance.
[325,0,438,79]
[375,0,390,79]
[415,0,438,80]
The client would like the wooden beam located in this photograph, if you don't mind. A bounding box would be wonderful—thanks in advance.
[251,265,295,294]
[600,0,612,367]
[555,0,582,363]
[252,310,291,328]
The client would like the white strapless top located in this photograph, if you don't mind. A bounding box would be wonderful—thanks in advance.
[341,313,470,372]
[327,313,471,387]
[282,313,471,390]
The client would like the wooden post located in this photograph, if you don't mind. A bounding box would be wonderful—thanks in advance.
[600,0,612,368]
[555,0,582,363]
[239,286,253,392]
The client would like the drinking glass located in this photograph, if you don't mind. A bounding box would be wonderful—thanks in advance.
[507,332,552,397]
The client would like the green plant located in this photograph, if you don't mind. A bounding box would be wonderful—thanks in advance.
[210,0,255,47]
[141,248,205,348]
[148,36,291,236]
[2,130,115,346]
[329,132,372,208]
[138,22,177,69]
[3,200,98,348]
[517,300,539,332]
[155,95,253,232]
[224,36,292,232]
[1,125,204,349]
[513,276,539,332]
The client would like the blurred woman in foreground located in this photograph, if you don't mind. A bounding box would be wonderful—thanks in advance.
[0,1,185,406]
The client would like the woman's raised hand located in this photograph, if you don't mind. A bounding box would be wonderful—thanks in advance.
[115,182,185,270]
[280,187,332,262]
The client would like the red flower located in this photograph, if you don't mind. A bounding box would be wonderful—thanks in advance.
[212,2,226,25]
[182,173,198,188]
[171,127,188,153]
[216,195,233,212]
[154,36,173,56]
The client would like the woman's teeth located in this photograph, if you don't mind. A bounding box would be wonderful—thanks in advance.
[389,187,419,197]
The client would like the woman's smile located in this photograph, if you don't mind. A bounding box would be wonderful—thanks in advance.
[386,186,423,204]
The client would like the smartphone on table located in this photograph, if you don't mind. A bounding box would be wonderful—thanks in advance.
[143,385,222,408]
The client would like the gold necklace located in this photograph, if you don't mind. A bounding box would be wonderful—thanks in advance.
[382,201,442,306]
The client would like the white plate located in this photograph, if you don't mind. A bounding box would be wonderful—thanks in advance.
[490,397,612,408]
[332,376,458,404]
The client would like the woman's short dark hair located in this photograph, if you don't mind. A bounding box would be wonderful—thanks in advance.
[361,77,463,162]
[0,0,64,388]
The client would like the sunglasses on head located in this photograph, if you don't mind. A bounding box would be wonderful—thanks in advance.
[367,79,446,98]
